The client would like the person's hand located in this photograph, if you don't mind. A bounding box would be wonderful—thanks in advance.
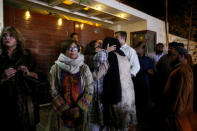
[17,65,30,76]
[17,65,38,79]
[131,74,134,78]
[95,47,102,53]
[61,107,80,121]
[70,107,80,118]
[106,44,116,52]
[4,68,17,79]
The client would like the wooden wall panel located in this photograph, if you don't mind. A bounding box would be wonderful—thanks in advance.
[4,6,74,73]
[75,23,114,46]
[3,5,114,74]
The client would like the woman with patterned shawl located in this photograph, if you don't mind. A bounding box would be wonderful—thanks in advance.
[49,40,94,131]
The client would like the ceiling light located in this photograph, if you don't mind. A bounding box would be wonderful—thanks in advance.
[96,23,101,27]
[63,0,73,5]
[80,24,84,30]
[75,24,79,28]
[119,13,125,18]
[83,7,89,11]
[58,18,63,26]
[95,5,102,11]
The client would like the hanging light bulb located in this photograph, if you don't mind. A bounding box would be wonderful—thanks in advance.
[75,24,79,28]
[83,7,89,11]
[25,10,31,20]
[58,18,63,26]
[80,24,84,30]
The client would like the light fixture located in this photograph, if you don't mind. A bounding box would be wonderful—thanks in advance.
[95,5,102,11]
[95,23,101,27]
[58,18,63,26]
[118,13,125,18]
[83,7,89,11]
[80,24,84,30]
[63,0,73,5]
[75,24,79,28]
[25,10,31,20]
[140,36,144,40]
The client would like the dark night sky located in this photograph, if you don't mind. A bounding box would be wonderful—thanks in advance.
[120,0,197,39]
[121,0,194,20]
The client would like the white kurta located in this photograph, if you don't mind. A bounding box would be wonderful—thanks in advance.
[120,44,140,76]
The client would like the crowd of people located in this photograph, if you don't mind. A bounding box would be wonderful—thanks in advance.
[0,26,197,131]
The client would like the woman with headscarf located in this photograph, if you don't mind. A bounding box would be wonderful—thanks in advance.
[49,40,94,131]
[93,37,137,131]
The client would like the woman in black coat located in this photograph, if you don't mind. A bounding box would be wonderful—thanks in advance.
[0,26,39,131]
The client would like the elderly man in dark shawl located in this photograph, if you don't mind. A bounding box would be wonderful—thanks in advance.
[163,47,197,131]
[153,42,178,108]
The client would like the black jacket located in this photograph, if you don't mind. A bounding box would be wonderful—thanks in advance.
[0,49,39,131]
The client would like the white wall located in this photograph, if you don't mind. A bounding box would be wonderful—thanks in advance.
[95,0,167,45]
[0,0,3,33]
[168,34,190,47]
[110,20,147,45]
[110,18,167,46]
[147,17,166,44]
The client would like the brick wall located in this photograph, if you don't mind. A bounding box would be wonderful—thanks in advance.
[3,5,114,74]
[79,23,114,46]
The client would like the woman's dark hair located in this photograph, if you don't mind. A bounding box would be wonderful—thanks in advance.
[0,26,25,54]
[84,40,97,55]
[60,40,79,53]
[84,40,98,72]
[103,37,121,50]
[103,37,125,56]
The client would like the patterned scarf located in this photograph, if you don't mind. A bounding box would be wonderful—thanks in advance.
[55,53,84,74]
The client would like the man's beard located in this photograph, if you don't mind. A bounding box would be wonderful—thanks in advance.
[168,51,172,56]
[156,50,163,55]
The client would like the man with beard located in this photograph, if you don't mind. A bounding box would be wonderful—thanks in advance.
[152,43,164,65]
[162,47,197,131]
[156,42,178,79]
[153,42,178,108]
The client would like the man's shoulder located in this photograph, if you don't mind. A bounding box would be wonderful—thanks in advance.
[172,64,193,76]
[152,53,157,57]
[144,55,153,60]
[122,44,135,52]
[159,54,169,61]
